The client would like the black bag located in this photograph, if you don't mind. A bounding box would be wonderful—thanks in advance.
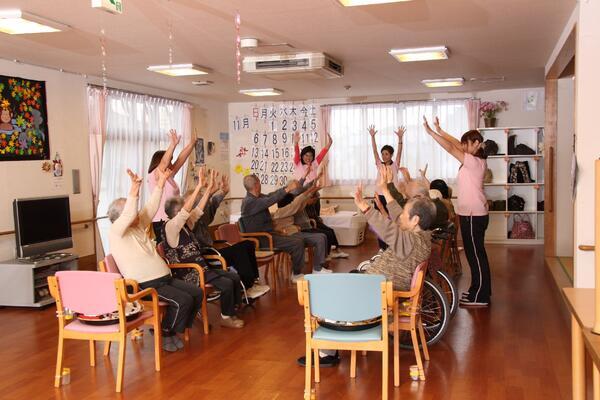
[508,161,534,183]
[508,195,525,211]
[492,200,506,211]
[483,139,499,156]
[537,201,544,211]
[508,135,536,155]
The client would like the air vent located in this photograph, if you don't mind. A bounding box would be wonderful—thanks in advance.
[243,52,343,79]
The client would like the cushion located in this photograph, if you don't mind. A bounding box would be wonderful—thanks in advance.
[312,325,382,342]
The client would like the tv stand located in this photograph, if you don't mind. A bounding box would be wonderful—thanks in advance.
[0,254,78,307]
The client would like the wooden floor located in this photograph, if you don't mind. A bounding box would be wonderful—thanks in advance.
[0,233,572,400]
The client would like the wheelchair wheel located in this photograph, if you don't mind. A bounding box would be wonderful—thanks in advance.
[434,269,458,318]
[399,279,450,349]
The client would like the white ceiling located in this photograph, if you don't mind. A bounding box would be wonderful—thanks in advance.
[0,0,576,102]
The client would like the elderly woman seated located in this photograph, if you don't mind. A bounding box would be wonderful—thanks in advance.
[162,169,244,329]
[108,168,203,352]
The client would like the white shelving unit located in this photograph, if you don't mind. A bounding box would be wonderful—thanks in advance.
[481,126,544,244]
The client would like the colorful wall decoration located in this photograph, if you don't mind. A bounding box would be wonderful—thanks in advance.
[0,75,50,161]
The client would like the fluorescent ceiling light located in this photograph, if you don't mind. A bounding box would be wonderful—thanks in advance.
[0,9,69,34]
[192,80,213,86]
[338,0,413,6]
[421,78,465,88]
[239,88,283,97]
[147,64,211,76]
[389,46,449,62]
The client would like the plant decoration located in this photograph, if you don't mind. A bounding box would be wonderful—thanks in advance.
[479,101,508,120]
[0,75,49,161]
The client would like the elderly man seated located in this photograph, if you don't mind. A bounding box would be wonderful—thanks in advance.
[241,174,307,282]
[108,168,203,352]
[271,173,331,274]
[162,169,244,329]
[297,165,436,367]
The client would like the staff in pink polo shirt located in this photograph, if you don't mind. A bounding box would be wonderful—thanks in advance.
[423,117,491,307]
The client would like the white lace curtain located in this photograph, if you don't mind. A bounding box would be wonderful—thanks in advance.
[327,99,469,185]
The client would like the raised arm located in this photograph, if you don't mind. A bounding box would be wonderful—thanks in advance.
[433,117,462,152]
[111,169,143,237]
[423,117,464,163]
[157,129,180,172]
[171,131,196,175]
[241,180,301,216]
[419,163,430,187]
[315,131,332,164]
[394,126,405,167]
[139,167,172,227]
[369,125,382,164]
[293,131,301,165]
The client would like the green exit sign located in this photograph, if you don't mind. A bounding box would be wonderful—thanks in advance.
[91,0,123,14]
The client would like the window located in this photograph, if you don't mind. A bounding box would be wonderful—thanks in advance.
[327,100,468,185]
[95,89,191,217]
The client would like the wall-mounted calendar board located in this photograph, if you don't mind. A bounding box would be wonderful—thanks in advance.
[228,101,322,197]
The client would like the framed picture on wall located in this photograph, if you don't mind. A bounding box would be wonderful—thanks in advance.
[0,75,50,161]
[195,138,205,165]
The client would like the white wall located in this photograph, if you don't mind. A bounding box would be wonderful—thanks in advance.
[573,0,600,288]
[556,77,575,257]
[0,60,94,261]
[0,60,228,261]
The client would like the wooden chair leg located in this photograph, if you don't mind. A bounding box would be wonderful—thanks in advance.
[304,343,312,400]
[271,258,277,292]
[153,316,162,371]
[393,306,400,387]
[184,328,190,342]
[103,341,111,356]
[410,328,425,381]
[115,337,127,393]
[382,343,389,400]
[314,349,321,383]
[201,296,209,335]
[54,334,64,387]
[417,317,430,361]
[350,350,357,378]
[89,340,96,367]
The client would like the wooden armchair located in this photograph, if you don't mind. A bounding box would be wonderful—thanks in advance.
[392,260,430,385]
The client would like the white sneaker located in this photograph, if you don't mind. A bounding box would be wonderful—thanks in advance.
[291,273,305,283]
[314,267,333,274]
[247,285,270,299]
[332,251,349,259]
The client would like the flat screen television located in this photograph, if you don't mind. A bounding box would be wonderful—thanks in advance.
[13,196,73,258]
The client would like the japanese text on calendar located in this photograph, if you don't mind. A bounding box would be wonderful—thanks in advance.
[231,103,320,189]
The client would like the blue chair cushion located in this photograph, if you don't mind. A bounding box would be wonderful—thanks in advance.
[313,325,382,342]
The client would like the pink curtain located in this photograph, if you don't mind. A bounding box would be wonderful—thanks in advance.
[466,98,481,130]
[319,105,331,186]
[180,104,193,193]
[87,86,107,260]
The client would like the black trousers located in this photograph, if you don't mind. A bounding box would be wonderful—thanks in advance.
[373,195,389,250]
[218,240,259,288]
[140,275,203,335]
[205,269,242,317]
[459,215,491,302]
[313,221,340,248]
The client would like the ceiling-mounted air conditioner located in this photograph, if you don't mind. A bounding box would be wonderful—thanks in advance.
[242,52,343,80]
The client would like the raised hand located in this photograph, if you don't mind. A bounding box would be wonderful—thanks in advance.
[293,131,300,145]
[220,174,230,195]
[326,131,333,147]
[156,167,173,188]
[207,169,219,194]
[368,125,377,137]
[168,129,181,146]
[373,194,389,219]
[127,169,142,196]
[394,126,406,141]
[197,165,207,187]
[353,183,369,212]
[399,167,412,183]
[419,163,428,179]
[422,116,436,135]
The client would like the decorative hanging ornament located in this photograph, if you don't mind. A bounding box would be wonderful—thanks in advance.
[168,20,173,65]
[235,10,241,84]
[100,28,107,95]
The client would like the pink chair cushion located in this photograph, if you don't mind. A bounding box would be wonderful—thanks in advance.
[65,311,154,333]
[217,224,242,244]
[103,254,120,274]
[410,261,427,290]
[56,271,121,316]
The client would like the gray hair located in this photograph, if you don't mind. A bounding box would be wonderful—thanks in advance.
[243,174,259,191]
[406,181,430,199]
[165,196,184,219]
[107,198,126,223]
[407,197,437,230]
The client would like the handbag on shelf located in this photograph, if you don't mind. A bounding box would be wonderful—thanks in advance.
[508,194,525,211]
[508,161,534,183]
[510,215,535,239]
[537,201,544,211]
[491,200,506,211]
[483,139,500,156]
[508,135,536,155]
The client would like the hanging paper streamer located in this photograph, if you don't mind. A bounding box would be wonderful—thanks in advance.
[235,10,241,84]
[100,28,107,95]
[168,20,173,65]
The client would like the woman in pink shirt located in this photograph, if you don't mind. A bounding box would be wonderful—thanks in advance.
[292,130,332,182]
[369,124,405,250]
[147,129,196,240]
[423,117,491,307]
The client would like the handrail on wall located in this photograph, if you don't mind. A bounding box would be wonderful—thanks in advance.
[0,216,107,237]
